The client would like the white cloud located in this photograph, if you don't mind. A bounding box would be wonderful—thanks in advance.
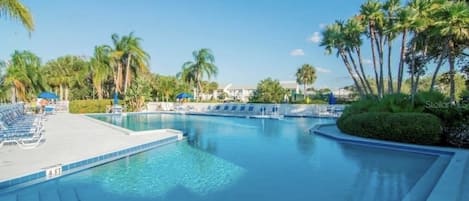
[319,23,326,29]
[290,49,305,56]
[308,32,321,43]
[363,59,372,65]
[316,67,331,73]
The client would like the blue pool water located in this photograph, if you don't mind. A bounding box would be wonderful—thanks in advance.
[1,113,442,201]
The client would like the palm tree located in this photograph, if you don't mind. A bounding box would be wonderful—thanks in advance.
[43,56,89,101]
[383,0,402,93]
[121,32,150,94]
[343,17,373,95]
[360,0,385,97]
[321,22,365,96]
[109,33,150,96]
[394,6,413,93]
[407,0,435,102]
[0,0,34,32]
[295,64,317,99]
[433,1,469,102]
[90,45,112,99]
[180,48,218,101]
[4,50,45,102]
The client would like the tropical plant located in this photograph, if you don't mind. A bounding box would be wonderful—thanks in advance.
[125,77,151,112]
[109,32,150,96]
[179,48,218,101]
[42,55,89,101]
[360,0,385,97]
[295,64,317,99]
[432,1,469,102]
[320,22,366,96]
[90,45,112,99]
[4,50,45,102]
[0,0,34,32]
[249,78,287,103]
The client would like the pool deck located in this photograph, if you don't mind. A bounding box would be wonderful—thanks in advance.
[0,113,181,182]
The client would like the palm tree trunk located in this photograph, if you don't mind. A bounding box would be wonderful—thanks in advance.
[339,50,364,96]
[356,48,374,94]
[348,50,369,95]
[65,86,69,101]
[11,86,16,103]
[430,54,445,91]
[97,84,103,99]
[59,84,64,101]
[387,38,393,93]
[124,55,132,94]
[376,35,385,96]
[369,25,381,97]
[303,83,306,99]
[448,40,456,103]
[410,43,417,105]
[397,30,407,94]
[117,63,123,93]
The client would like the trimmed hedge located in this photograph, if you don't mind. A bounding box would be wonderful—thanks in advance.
[337,112,442,145]
[69,99,113,114]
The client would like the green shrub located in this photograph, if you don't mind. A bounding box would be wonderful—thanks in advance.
[337,112,441,145]
[69,99,113,114]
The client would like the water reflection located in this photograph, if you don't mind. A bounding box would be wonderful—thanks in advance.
[338,142,437,201]
[187,127,217,154]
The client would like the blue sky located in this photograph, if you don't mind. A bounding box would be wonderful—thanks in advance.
[0,0,371,89]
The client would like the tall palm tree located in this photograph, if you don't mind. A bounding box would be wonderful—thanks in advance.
[180,48,218,101]
[4,50,45,102]
[295,64,317,99]
[383,0,402,93]
[434,1,469,102]
[394,6,413,93]
[0,0,34,32]
[109,33,150,95]
[90,45,112,99]
[407,0,435,101]
[121,32,150,94]
[321,22,365,96]
[344,17,373,95]
[360,0,385,97]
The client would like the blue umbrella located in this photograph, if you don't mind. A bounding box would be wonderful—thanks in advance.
[328,93,336,105]
[38,92,59,99]
[176,92,193,99]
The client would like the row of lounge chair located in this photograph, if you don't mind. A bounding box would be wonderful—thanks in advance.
[198,104,343,118]
[0,103,45,149]
[204,104,281,116]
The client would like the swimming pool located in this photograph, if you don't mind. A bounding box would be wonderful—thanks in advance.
[0,113,449,201]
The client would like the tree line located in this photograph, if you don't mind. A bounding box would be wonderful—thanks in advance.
[320,0,469,103]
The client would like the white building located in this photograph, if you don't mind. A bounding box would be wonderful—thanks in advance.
[215,81,301,102]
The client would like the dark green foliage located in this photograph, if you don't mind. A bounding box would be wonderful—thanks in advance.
[341,91,447,119]
[249,78,287,103]
[69,99,113,113]
[338,112,442,145]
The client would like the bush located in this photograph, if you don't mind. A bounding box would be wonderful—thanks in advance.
[337,112,441,145]
[69,99,113,114]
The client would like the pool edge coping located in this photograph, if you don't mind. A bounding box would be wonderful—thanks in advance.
[0,129,184,195]
[312,123,469,201]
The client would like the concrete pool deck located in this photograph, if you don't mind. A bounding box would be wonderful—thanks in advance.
[0,113,182,182]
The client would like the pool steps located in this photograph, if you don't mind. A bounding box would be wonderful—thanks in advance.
[0,133,182,195]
